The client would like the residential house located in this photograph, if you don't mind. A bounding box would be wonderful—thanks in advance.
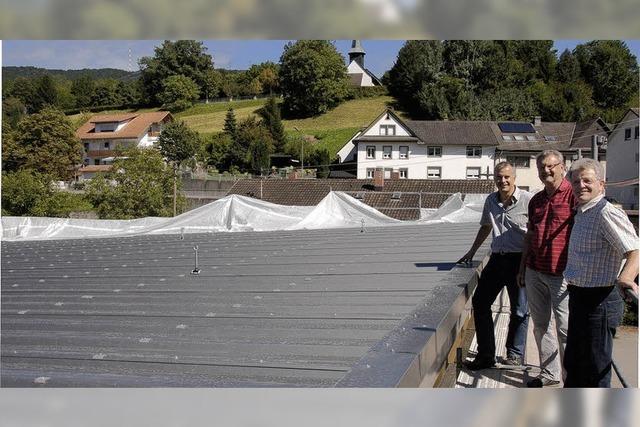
[76,111,173,180]
[604,108,639,209]
[338,109,609,192]
[495,116,609,192]
[347,40,382,87]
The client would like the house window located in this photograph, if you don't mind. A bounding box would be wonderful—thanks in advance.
[399,146,409,159]
[94,159,100,165]
[506,156,530,168]
[382,146,392,159]
[635,126,639,139]
[84,143,89,151]
[427,146,442,157]
[384,168,392,179]
[379,124,396,136]
[399,168,408,179]
[104,142,110,149]
[625,128,632,140]
[366,168,375,178]
[427,167,441,179]
[466,167,481,179]
[466,146,482,158]
[366,146,376,159]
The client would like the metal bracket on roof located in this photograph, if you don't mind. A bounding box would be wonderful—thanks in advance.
[360,219,366,233]
[180,227,185,240]
[190,245,201,275]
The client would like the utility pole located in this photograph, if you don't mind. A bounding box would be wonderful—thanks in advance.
[592,135,607,162]
[294,126,304,175]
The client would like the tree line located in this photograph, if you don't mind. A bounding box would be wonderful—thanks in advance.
[385,40,638,124]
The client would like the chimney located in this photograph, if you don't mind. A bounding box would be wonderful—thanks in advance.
[533,116,542,126]
[373,168,384,190]
[391,171,400,180]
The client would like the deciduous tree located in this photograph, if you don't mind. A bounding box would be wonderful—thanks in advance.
[9,107,82,180]
[85,148,179,219]
[71,75,95,108]
[387,40,444,117]
[158,75,200,112]
[575,40,639,110]
[279,40,350,117]
[158,120,199,215]
[139,40,214,105]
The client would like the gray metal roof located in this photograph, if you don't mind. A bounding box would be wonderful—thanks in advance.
[406,120,499,146]
[1,223,486,387]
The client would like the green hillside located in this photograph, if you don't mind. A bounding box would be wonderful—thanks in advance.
[179,95,402,156]
[70,95,403,157]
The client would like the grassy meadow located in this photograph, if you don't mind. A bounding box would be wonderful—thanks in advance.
[70,95,404,157]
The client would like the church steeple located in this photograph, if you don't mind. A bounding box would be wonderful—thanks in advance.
[348,40,365,68]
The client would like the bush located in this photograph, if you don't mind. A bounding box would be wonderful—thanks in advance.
[1,169,93,217]
[347,86,388,100]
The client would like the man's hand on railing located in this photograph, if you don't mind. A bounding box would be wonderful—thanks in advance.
[456,251,475,266]
[616,278,638,305]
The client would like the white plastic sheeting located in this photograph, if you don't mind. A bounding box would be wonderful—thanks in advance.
[419,193,486,224]
[1,191,488,241]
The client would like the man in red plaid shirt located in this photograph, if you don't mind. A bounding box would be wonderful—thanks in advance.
[518,149,577,387]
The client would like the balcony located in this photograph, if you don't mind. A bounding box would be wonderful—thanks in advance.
[86,150,118,158]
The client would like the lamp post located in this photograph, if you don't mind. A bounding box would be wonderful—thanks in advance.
[294,126,304,175]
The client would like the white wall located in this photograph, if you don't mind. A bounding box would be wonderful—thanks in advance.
[356,143,495,179]
[605,110,639,209]
[347,61,375,87]
[362,115,411,137]
[138,133,155,148]
[337,131,361,163]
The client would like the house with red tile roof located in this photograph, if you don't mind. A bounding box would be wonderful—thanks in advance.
[75,111,173,179]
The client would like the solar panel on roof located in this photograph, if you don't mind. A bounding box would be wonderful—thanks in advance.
[498,123,536,133]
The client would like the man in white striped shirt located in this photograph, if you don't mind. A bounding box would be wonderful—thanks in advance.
[563,158,639,387]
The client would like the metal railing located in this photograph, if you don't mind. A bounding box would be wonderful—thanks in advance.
[611,288,638,388]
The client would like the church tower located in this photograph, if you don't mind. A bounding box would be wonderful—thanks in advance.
[348,40,365,68]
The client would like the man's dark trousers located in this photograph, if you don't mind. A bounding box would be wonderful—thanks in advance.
[564,285,624,387]
[472,252,529,361]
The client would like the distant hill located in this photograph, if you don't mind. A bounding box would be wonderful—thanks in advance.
[2,66,140,82]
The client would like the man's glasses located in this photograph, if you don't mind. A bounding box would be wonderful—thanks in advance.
[538,162,561,171]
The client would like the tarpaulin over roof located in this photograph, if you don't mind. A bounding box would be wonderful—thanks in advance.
[1,192,486,241]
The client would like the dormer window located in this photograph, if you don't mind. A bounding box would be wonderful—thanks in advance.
[380,124,396,136]
[96,122,118,132]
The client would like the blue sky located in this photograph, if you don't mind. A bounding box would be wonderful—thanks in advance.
[3,40,639,78]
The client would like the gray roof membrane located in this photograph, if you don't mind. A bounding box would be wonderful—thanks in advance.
[1,223,488,387]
